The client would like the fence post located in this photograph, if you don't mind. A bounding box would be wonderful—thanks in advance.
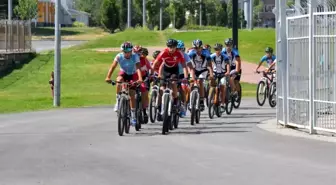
[280,0,288,126]
[309,1,316,134]
[5,20,8,52]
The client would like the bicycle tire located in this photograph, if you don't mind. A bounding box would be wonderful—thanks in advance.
[268,82,277,108]
[135,94,142,131]
[190,91,197,126]
[118,96,126,136]
[233,83,242,109]
[149,91,157,123]
[162,94,170,135]
[225,87,234,115]
[124,100,131,134]
[256,81,267,106]
[208,87,215,119]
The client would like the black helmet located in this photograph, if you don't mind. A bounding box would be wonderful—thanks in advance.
[265,47,273,53]
[152,50,161,59]
[213,43,223,50]
[166,39,178,47]
[224,38,233,46]
[139,48,149,56]
[192,39,203,48]
[121,41,133,52]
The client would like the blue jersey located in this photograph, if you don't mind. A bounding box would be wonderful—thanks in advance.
[114,53,140,75]
[260,55,276,68]
[222,49,240,70]
[178,53,191,75]
[222,47,239,55]
[188,49,211,71]
[210,53,229,74]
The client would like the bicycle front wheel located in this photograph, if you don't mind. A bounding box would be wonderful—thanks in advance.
[208,87,215,119]
[149,91,157,123]
[162,94,170,135]
[268,82,277,108]
[256,81,267,106]
[233,83,242,109]
[190,91,197,125]
[117,96,126,136]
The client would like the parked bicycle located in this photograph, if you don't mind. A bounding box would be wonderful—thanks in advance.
[256,70,276,107]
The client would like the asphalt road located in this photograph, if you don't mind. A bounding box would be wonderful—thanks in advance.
[32,40,86,53]
[0,99,335,185]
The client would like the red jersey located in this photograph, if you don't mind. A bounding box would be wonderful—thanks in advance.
[154,48,185,71]
[140,56,151,76]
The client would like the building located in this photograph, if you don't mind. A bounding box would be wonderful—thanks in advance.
[259,0,276,28]
[36,0,90,26]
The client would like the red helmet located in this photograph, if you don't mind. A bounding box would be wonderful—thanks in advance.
[133,45,142,53]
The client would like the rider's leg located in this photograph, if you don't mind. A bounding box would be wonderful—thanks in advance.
[220,77,227,107]
[114,75,124,111]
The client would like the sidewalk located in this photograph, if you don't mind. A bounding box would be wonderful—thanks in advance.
[257,119,336,143]
[95,46,266,84]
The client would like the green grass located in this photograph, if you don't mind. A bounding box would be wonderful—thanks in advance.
[0,28,263,113]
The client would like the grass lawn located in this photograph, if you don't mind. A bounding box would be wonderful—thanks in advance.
[0,28,265,113]
[31,27,108,41]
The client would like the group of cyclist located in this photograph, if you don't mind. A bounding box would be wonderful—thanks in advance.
[105,37,276,126]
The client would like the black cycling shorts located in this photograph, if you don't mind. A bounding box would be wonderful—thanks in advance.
[160,65,179,84]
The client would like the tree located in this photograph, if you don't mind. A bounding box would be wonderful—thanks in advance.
[168,0,186,29]
[253,0,263,27]
[100,0,120,33]
[227,0,233,27]
[75,0,103,26]
[14,0,37,20]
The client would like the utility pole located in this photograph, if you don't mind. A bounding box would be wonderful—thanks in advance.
[127,0,131,28]
[8,0,12,20]
[199,0,202,26]
[143,0,146,27]
[54,0,61,106]
[232,0,239,49]
[160,0,162,30]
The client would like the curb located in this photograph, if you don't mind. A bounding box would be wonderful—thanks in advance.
[257,118,336,143]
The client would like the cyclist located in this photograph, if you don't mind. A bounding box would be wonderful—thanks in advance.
[188,39,214,110]
[203,44,212,55]
[152,39,189,121]
[133,45,142,55]
[177,40,195,117]
[255,47,276,73]
[222,38,241,96]
[105,41,144,126]
[138,47,153,123]
[210,43,230,109]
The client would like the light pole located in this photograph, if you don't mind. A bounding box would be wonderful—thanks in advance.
[127,0,131,28]
[143,0,146,27]
[160,0,163,30]
[8,0,12,20]
[54,0,61,106]
[199,0,202,26]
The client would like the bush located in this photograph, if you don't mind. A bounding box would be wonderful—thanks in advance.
[73,21,86,27]
[100,0,120,33]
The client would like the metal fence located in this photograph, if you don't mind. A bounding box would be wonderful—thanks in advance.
[0,20,32,53]
[276,0,336,134]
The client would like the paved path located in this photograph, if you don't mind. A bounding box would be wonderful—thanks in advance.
[95,47,266,84]
[32,40,86,53]
[0,99,335,185]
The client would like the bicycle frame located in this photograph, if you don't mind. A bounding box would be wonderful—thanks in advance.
[161,79,178,117]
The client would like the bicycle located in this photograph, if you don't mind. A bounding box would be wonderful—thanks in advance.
[189,77,205,125]
[232,72,242,109]
[208,74,227,119]
[268,72,277,108]
[149,76,160,123]
[160,77,181,135]
[224,77,234,115]
[255,70,276,107]
[111,80,141,136]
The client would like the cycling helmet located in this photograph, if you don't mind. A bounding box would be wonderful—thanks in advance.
[265,47,273,53]
[139,47,149,56]
[121,41,133,52]
[152,50,161,59]
[166,39,178,47]
[213,43,223,50]
[133,45,142,53]
[224,38,233,46]
[177,40,185,49]
[192,39,203,48]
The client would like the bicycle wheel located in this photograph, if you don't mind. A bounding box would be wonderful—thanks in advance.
[233,83,242,109]
[225,87,234,115]
[173,96,181,129]
[162,94,170,135]
[208,87,215,119]
[149,91,157,123]
[124,99,131,134]
[190,91,197,126]
[256,81,267,106]
[268,82,277,108]
[117,96,126,136]
[204,83,209,107]
[135,94,142,131]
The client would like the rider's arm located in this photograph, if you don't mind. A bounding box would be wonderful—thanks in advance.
[152,51,164,70]
[206,57,214,78]
[256,56,266,71]
[134,55,143,82]
[106,55,119,79]
[269,60,276,70]
[225,60,230,75]
[146,58,153,75]
[235,56,241,72]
